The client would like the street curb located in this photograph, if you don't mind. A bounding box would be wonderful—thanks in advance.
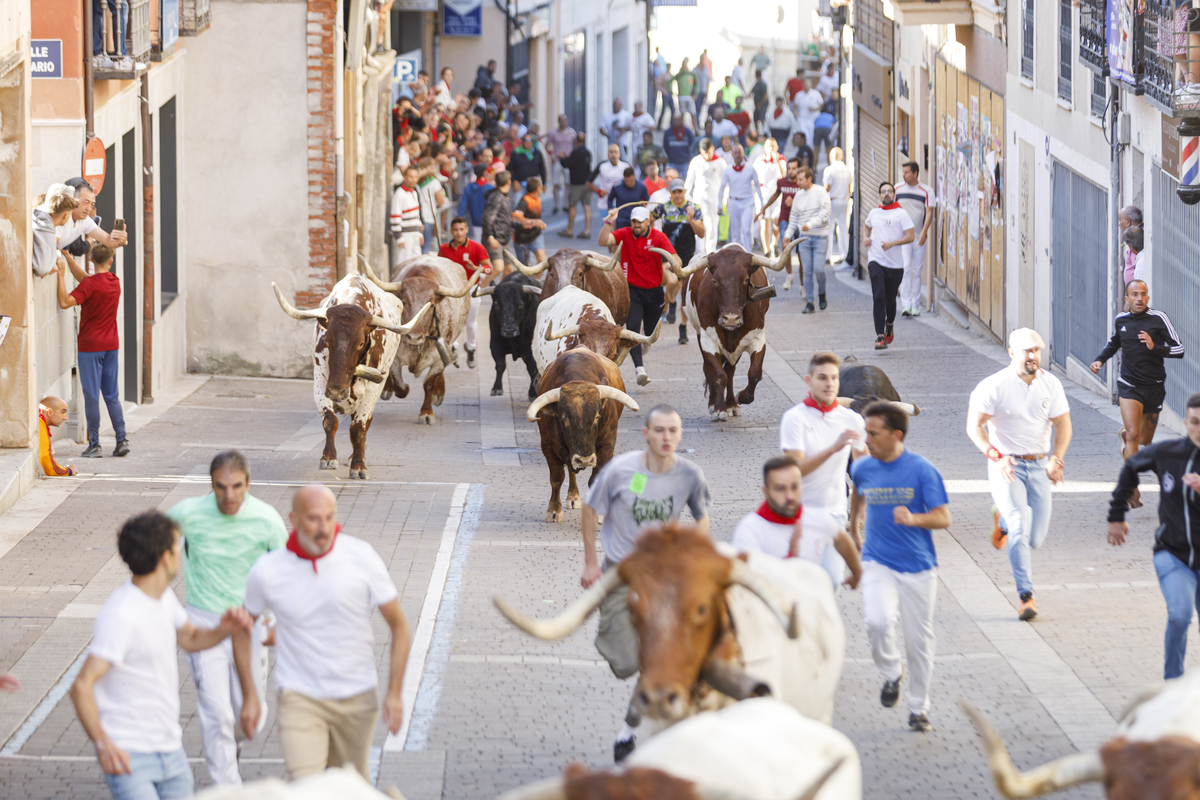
[0,450,35,519]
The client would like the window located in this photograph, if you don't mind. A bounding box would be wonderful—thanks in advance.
[1022,0,1035,79]
[1090,71,1107,117]
[1058,0,1073,101]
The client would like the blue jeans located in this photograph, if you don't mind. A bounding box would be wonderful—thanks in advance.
[669,162,689,180]
[1154,549,1200,679]
[989,456,1053,597]
[78,349,127,447]
[105,749,193,800]
[93,0,128,55]
[795,234,828,303]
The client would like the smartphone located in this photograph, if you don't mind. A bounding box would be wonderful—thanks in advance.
[113,219,125,231]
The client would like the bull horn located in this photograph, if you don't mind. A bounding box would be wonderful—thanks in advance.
[505,247,551,276]
[896,401,921,416]
[749,237,800,272]
[436,269,482,298]
[494,568,624,640]
[1118,681,1166,723]
[525,388,562,421]
[358,253,403,292]
[699,658,772,701]
[960,700,1104,798]
[371,302,432,334]
[673,253,709,279]
[272,283,327,321]
[435,338,455,367]
[496,777,567,800]
[836,397,854,407]
[473,283,496,297]
[693,757,844,800]
[647,246,682,275]
[583,242,622,271]
[353,365,386,384]
[595,385,639,412]
[545,320,582,342]
[522,285,543,296]
[728,559,800,639]
[618,318,662,346]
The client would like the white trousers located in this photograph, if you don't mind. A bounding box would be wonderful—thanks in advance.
[727,198,755,252]
[698,199,720,254]
[391,231,423,268]
[465,295,481,351]
[186,606,270,787]
[860,561,937,715]
[829,198,850,260]
[900,237,926,310]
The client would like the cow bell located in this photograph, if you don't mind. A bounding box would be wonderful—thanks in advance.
[748,284,777,303]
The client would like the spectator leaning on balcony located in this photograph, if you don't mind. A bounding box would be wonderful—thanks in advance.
[59,178,129,258]
[33,184,78,277]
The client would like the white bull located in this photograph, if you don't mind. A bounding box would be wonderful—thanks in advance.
[532,286,658,375]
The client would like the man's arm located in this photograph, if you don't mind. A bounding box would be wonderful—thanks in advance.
[378,598,412,735]
[884,225,915,250]
[56,265,78,309]
[833,530,862,589]
[89,228,128,249]
[63,251,89,283]
[1046,412,1072,483]
[1108,444,1158,526]
[894,503,952,530]
[862,221,872,248]
[176,607,253,653]
[919,202,933,245]
[70,657,130,775]
[756,187,782,218]
[581,505,603,587]
[597,210,619,246]
[782,429,860,477]
[966,406,1015,482]
[848,488,864,550]
[1091,326,1121,372]
[692,515,710,537]
[231,627,260,738]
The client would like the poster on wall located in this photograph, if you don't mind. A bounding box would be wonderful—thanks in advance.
[969,97,980,242]
[442,0,482,36]
[1107,0,1138,85]
[162,0,179,51]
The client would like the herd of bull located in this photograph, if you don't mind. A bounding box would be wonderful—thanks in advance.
[269,245,1200,799]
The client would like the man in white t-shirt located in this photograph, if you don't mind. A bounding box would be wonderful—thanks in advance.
[243,484,412,780]
[895,162,935,317]
[630,100,657,144]
[544,114,577,214]
[600,99,634,161]
[966,328,1072,622]
[71,511,254,800]
[733,455,862,591]
[59,178,128,258]
[792,79,823,141]
[708,105,740,143]
[863,182,915,350]
[822,147,853,263]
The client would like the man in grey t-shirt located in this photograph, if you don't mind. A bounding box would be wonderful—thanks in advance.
[581,403,710,762]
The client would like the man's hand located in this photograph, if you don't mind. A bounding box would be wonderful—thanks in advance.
[1181,473,1200,492]
[893,506,914,526]
[1046,458,1064,484]
[604,209,618,226]
[1138,330,1155,350]
[95,738,132,776]
[581,563,603,588]
[1089,360,1103,374]
[218,607,254,635]
[239,692,261,739]
[801,223,810,232]
[834,428,859,450]
[843,566,862,590]
[1107,521,1129,546]
[382,692,405,735]
[0,673,19,692]
[881,240,893,251]
[918,230,927,246]
[862,236,872,248]
[686,206,696,221]
[487,235,499,249]
[111,229,128,247]
[67,465,78,476]
[996,455,1015,483]
[418,233,425,246]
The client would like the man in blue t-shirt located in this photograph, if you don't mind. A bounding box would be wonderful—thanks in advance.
[849,401,950,733]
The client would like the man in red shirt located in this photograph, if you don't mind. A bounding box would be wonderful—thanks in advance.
[598,206,677,386]
[726,97,752,145]
[55,243,129,458]
[756,157,802,291]
[438,216,491,368]
[785,68,806,104]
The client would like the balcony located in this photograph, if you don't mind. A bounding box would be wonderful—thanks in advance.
[891,0,974,26]
[94,0,151,80]
[1142,0,1200,115]
[180,0,210,36]
[1078,0,1107,74]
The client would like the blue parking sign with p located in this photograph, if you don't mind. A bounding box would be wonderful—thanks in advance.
[395,58,418,85]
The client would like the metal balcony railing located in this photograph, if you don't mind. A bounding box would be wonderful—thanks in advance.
[1143,0,1200,114]
[1021,0,1035,79]
[1078,0,1107,73]
[129,0,150,63]
[1058,0,1073,101]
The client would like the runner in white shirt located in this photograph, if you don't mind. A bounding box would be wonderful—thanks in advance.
[709,107,739,143]
[600,99,635,160]
[242,484,412,780]
[70,511,254,800]
[779,351,868,585]
[684,138,727,255]
[630,100,657,144]
[754,138,786,257]
[390,166,425,264]
[895,162,935,317]
[732,455,863,591]
[966,328,1072,622]
[792,80,823,141]
[717,145,763,252]
[822,147,854,263]
[863,182,915,350]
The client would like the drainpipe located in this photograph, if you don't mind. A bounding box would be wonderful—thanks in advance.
[1109,76,1121,403]
[140,71,155,404]
[335,0,346,278]
[83,0,94,138]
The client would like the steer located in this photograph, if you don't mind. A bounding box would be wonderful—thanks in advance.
[674,242,799,421]
[964,668,1200,800]
[495,523,845,726]
[272,276,429,479]
[533,286,659,375]
[527,347,640,522]
[497,699,859,800]
[476,272,541,400]
[836,357,922,416]
[509,245,630,325]
[360,254,479,424]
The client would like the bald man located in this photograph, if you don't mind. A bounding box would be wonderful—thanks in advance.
[242,484,412,780]
[38,397,76,476]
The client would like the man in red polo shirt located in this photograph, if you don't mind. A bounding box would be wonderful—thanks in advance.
[438,216,491,368]
[598,206,676,386]
[55,243,129,458]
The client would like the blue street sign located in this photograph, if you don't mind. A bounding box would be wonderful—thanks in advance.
[31,40,62,79]
[443,0,482,36]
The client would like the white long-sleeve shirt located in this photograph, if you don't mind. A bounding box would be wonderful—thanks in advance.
[685,153,726,208]
[718,163,763,207]
[784,184,831,238]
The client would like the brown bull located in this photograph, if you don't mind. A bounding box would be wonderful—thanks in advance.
[509,245,630,325]
[674,242,799,421]
[526,348,639,522]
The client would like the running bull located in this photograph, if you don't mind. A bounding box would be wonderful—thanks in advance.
[526,347,640,523]
[533,285,659,375]
[272,276,430,479]
[360,254,479,424]
[475,272,541,400]
[496,699,860,800]
[495,524,845,726]
[674,241,799,421]
[509,245,630,325]
[835,356,922,415]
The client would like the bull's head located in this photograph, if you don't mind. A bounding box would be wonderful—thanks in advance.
[359,254,479,349]
[475,276,541,338]
[661,242,798,331]
[494,524,800,722]
[526,381,639,470]
[272,283,430,401]
[544,317,661,366]
[511,245,622,283]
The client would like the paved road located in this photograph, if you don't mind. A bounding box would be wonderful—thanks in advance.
[0,247,1193,800]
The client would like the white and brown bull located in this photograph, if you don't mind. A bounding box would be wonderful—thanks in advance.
[964,669,1200,800]
[495,524,845,727]
[272,276,430,479]
[671,241,799,421]
[509,246,629,325]
[360,254,478,424]
[533,286,659,376]
[497,699,860,800]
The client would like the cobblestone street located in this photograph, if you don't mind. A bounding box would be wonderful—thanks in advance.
[0,250,1193,800]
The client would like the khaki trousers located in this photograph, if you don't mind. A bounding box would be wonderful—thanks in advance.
[277,688,378,781]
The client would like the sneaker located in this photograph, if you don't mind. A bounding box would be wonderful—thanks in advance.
[819,293,827,310]
[885,323,895,344]
[666,302,677,324]
[990,505,1007,550]
[614,736,636,763]
[874,335,888,350]
[116,56,134,71]
[81,444,103,458]
[92,54,114,70]
[635,366,650,386]
[782,274,793,291]
[113,440,130,457]
[908,712,932,732]
[678,325,688,345]
[901,307,912,317]
[1019,593,1037,621]
[910,306,921,317]
[801,302,816,314]
[881,667,905,707]
[559,229,574,238]
[466,347,475,369]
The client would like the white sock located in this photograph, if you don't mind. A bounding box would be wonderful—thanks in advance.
[616,722,637,742]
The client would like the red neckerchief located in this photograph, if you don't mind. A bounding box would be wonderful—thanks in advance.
[672,126,687,140]
[705,153,719,162]
[732,163,746,172]
[803,392,838,415]
[880,201,902,210]
[286,525,341,573]
[757,501,802,525]
[773,108,784,119]
[475,178,488,186]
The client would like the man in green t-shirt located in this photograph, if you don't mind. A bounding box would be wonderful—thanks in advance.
[674,58,698,127]
[168,451,287,787]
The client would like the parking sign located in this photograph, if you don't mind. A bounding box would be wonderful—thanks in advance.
[394,50,422,86]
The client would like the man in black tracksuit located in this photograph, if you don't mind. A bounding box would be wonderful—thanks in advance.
[1108,391,1200,679]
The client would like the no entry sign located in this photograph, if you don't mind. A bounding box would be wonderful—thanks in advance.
[83,137,107,194]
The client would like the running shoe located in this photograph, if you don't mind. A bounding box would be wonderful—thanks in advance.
[881,667,905,707]
[885,323,895,344]
[901,307,912,317]
[908,712,932,732]
[113,440,130,457]
[466,347,475,369]
[1018,592,1037,621]
[678,325,688,345]
[910,306,921,317]
[874,335,888,350]
[81,444,103,458]
[819,293,827,310]
[990,505,1006,549]
[614,736,636,763]
[666,302,677,324]
[636,366,650,386]
[802,302,816,314]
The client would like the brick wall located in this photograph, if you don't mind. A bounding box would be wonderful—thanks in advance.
[303,0,336,307]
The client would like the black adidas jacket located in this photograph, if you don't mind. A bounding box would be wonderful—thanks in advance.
[1109,437,1200,568]
[1094,308,1185,386]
